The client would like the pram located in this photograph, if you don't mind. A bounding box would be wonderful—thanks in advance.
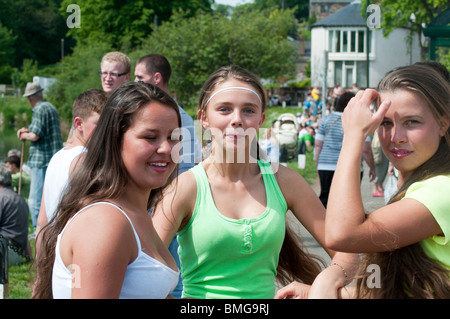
[272,113,299,160]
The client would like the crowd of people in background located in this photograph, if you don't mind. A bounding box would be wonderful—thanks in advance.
[266,79,395,204]
[0,54,449,299]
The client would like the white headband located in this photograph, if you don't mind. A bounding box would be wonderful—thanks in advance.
[205,86,262,106]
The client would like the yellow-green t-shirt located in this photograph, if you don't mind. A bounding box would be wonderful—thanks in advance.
[404,175,450,269]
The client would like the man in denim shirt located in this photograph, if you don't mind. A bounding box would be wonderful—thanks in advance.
[17,82,63,233]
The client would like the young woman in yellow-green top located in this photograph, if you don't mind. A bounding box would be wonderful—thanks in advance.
[152,65,359,299]
[323,64,450,298]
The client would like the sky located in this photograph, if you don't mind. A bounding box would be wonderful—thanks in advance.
[214,0,254,7]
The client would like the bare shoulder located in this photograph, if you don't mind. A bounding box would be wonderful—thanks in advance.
[69,203,131,229]
[162,169,197,208]
[62,203,135,252]
[60,202,137,266]
[154,168,198,231]
[272,164,322,211]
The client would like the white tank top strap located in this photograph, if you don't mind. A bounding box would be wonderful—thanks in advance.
[53,201,180,298]
[61,201,142,251]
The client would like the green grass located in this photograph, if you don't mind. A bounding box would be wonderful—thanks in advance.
[7,105,317,299]
[261,105,302,129]
[287,150,317,185]
[8,259,33,299]
[263,105,318,185]
[6,220,35,299]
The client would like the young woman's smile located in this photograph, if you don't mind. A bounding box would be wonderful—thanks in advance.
[121,101,180,189]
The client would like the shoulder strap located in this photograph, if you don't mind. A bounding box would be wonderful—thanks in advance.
[257,160,288,213]
[258,159,274,175]
[325,115,341,137]
[61,201,141,250]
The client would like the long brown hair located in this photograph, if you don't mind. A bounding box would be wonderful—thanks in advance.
[32,82,181,298]
[355,64,450,298]
[198,65,324,286]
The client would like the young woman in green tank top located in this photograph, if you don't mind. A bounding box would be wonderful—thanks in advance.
[152,65,359,299]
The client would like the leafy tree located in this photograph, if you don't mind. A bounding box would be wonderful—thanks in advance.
[214,3,233,16]
[46,41,112,121]
[0,22,16,66]
[137,8,298,106]
[0,22,16,83]
[26,4,299,121]
[16,59,39,87]
[367,0,448,36]
[437,47,450,70]
[133,11,229,105]
[0,0,70,67]
[61,0,214,50]
[362,0,449,59]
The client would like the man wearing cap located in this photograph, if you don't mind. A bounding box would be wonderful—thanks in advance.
[17,82,63,233]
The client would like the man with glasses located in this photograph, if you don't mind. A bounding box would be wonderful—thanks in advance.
[99,51,131,95]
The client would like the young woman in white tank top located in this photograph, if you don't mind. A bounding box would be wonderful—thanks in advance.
[33,82,181,299]
[52,202,178,299]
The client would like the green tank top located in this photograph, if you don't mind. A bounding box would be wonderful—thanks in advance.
[177,160,287,299]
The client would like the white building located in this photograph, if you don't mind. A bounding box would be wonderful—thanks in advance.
[33,76,57,93]
[311,0,421,89]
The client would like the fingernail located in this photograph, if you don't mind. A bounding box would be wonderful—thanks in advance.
[385,100,391,106]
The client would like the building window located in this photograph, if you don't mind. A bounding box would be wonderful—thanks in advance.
[343,31,348,52]
[334,61,368,88]
[358,30,365,52]
[350,31,356,52]
[321,5,330,13]
[328,28,373,54]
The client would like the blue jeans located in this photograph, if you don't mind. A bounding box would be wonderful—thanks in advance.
[28,167,46,229]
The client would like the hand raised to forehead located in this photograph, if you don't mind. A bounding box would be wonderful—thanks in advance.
[342,89,391,139]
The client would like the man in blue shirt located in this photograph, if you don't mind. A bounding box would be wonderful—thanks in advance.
[17,82,63,233]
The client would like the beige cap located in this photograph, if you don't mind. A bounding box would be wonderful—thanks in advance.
[23,82,44,97]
